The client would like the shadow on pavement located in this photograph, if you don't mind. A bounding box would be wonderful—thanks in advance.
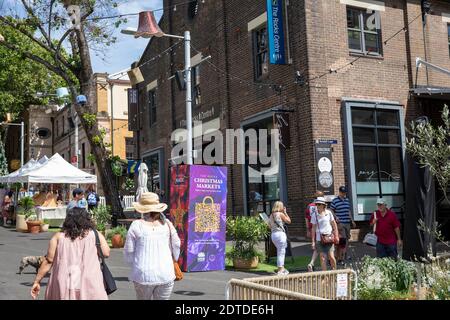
[113,277,129,282]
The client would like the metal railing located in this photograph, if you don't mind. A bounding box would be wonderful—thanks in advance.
[226,269,357,300]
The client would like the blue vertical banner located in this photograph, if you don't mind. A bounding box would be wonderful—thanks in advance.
[266,0,286,64]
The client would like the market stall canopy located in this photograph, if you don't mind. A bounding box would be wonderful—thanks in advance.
[0,158,36,183]
[18,153,97,184]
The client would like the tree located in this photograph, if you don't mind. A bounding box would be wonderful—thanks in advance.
[0,135,8,176]
[0,1,128,225]
[406,105,450,204]
[0,24,66,122]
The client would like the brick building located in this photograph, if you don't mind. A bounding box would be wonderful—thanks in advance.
[130,0,450,238]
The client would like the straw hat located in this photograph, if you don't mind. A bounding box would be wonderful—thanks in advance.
[314,197,327,205]
[132,192,167,214]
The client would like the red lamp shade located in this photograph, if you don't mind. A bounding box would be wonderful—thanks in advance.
[135,11,164,38]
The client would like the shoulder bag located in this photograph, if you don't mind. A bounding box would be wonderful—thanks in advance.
[93,229,117,295]
[363,212,378,246]
[316,211,336,245]
[168,223,183,281]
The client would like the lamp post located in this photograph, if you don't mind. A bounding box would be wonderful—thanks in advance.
[121,12,193,164]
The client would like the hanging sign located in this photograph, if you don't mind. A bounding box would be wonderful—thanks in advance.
[266,0,286,64]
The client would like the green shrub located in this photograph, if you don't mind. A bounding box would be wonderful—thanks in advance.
[357,256,416,300]
[18,196,35,219]
[226,216,269,260]
[91,205,112,232]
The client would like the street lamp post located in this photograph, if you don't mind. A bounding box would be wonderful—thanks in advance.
[122,12,193,164]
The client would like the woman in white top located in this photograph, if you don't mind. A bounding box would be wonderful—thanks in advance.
[311,197,338,271]
[124,192,180,300]
[268,201,291,275]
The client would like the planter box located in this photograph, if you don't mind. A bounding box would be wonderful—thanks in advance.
[233,257,259,269]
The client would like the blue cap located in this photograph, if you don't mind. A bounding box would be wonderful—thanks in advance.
[339,186,347,193]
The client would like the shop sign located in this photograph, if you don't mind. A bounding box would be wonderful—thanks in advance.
[315,141,334,195]
[266,0,286,64]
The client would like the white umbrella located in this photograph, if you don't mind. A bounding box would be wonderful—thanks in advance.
[136,162,149,202]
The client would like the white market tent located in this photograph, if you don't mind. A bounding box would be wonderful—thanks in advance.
[17,153,97,184]
[0,156,50,183]
[0,158,37,183]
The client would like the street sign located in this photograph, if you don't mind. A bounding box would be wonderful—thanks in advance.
[317,139,338,145]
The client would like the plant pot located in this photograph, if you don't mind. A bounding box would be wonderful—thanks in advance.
[232,256,259,269]
[40,224,50,232]
[16,214,28,233]
[26,221,42,234]
[111,234,124,248]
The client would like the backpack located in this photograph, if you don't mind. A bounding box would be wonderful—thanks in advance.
[87,192,98,206]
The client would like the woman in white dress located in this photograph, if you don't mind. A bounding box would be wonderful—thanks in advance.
[124,192,180,300]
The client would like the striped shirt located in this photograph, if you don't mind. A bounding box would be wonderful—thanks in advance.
[330,196,352,224]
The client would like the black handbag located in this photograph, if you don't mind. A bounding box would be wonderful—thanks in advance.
[93,229,117,295]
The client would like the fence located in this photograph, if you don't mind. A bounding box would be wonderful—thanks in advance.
[226,269,357,300]
[98,195,134,209]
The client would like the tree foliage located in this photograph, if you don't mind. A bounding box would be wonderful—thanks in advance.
[0,24,66,120]
[406,105,450,203]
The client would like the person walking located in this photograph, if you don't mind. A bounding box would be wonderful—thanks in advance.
[86,185,100,211]
[124,192,180,300]
[2,190,13,226]
[30,207,110,300]
[305,191,323,271]
[330,186,355,262]
[311,197,339,271]
[370,198,402,259]
[269,201,291,275]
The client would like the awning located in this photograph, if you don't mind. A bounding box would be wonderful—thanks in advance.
[411,86,450,100]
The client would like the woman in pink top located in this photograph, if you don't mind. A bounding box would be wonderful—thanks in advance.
[31,207,110,300]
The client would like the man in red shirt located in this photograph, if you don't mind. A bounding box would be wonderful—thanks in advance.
[369,198,403,259]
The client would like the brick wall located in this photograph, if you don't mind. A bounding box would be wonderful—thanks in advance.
[135,0,450,238]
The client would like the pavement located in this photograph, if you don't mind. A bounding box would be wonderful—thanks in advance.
[1,225,447,300]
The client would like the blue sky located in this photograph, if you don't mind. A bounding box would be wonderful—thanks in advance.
[0,0,163,74]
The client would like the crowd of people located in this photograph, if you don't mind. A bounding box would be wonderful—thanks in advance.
[19,182,403,300]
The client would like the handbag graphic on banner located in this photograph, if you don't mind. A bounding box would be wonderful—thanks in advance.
[195,196,220,233]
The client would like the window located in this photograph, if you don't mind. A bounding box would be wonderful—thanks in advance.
[448,24,450,57]
[347,7,382,55]
[192,65,202,107]
[346,104,405,220]
[56,120,59,137]
[35,128,51,139]
[148,90,156,126]
[82,143,86,168]
[253,26,269,79]
[125,138,134,160]
[62,116,65,134]
[143,150,164,196]
[243,118,281,216]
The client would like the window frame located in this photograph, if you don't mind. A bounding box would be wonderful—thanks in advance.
[343,100,407,222]
[148,89,157,126]
[347,6,383,56]
[448,24,450,57]
[252,25,269,80]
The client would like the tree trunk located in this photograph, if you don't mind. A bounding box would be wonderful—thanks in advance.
[70,25,123,226]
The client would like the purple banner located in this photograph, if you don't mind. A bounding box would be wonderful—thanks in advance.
[186,165,227,272]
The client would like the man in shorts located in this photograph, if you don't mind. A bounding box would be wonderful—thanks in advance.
[330,186,355,262]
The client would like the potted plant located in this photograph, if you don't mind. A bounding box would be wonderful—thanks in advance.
[16,196,37,233]
[226,216,270,269]
[107,226,127,248]
[40,219,50,232]
[91,205,112,235]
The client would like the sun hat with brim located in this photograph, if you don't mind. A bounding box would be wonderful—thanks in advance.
[132,192,168,214]
[315,197,327,205]
[376,198,386,205]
